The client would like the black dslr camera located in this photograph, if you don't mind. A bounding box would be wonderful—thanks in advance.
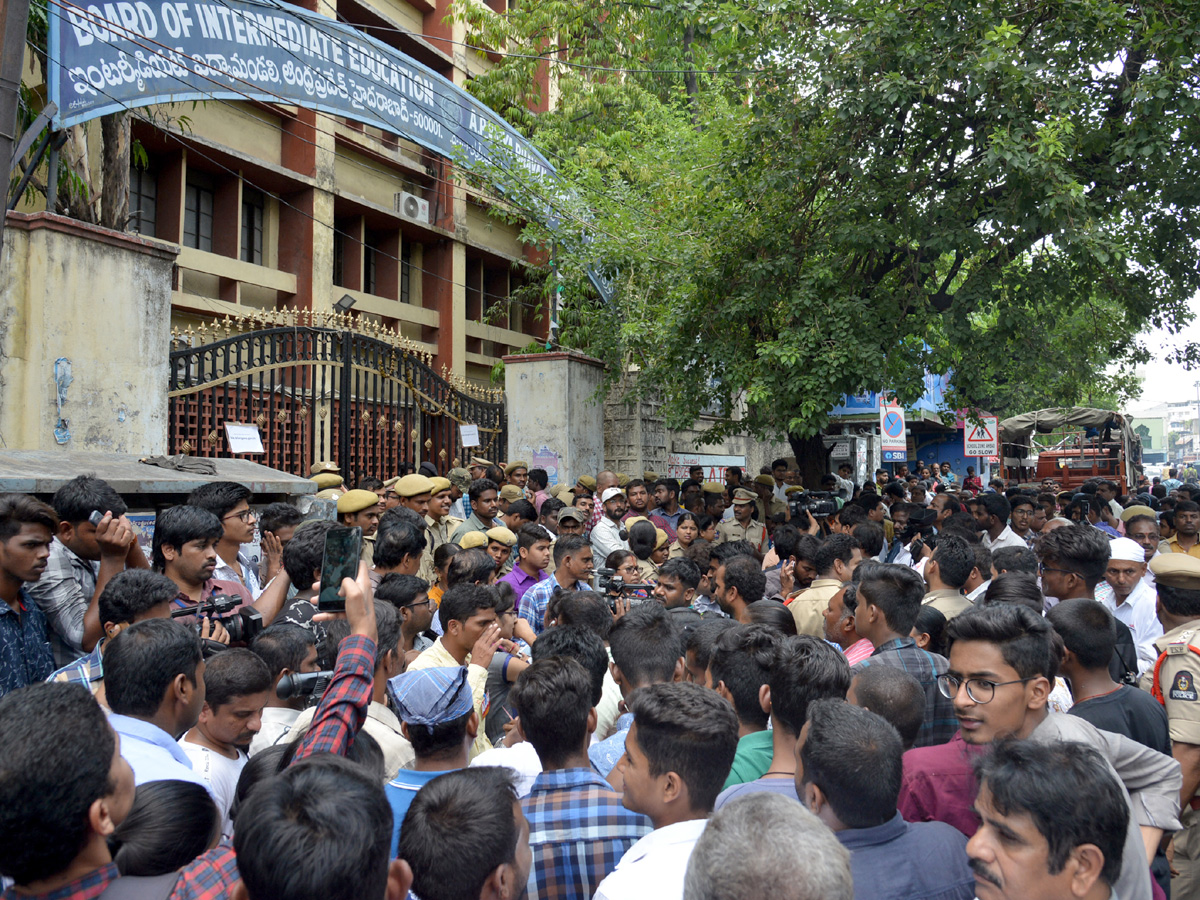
[171,593,264,645]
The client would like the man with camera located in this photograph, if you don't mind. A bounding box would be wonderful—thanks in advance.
[153,505,264,644]
[26,475,149,668]
[48,569,212,705]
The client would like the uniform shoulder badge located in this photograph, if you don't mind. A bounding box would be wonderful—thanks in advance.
[1170,670,1199,702]
[1168,631,1198,655]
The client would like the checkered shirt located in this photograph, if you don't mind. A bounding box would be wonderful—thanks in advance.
[523,768,651,900]
[853,637,957,747]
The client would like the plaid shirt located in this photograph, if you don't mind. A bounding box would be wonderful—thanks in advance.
[47,641,104,694]
[853,637,957,748]
[1,634,376,900]
[523,768,651,900]
[24,538,98,667]
[519,573,586,636]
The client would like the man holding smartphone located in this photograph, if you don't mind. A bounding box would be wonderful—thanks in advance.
[27,475,149,667]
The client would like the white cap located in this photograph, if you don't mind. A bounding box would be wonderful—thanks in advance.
[1108,537,1145,563]
[601,487,625,504]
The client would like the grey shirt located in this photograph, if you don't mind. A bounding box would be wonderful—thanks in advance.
[1031,712,1181,900]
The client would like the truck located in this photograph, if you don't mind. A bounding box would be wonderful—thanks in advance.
[997,407,1143,494]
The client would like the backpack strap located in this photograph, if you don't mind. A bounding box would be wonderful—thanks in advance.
[98,872,180,900]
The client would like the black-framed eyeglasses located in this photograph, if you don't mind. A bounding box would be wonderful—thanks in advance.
[402,597,433,610]
[937,673,1035,704]
[1037,562,1071,576]
[223,509,255,523]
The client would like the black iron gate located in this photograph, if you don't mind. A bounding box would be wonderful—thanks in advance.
[168,311,506,482]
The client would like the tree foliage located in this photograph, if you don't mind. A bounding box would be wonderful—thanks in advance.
[455,0,1198,443]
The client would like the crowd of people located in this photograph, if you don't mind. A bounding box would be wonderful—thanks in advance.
[2,454,1200,900]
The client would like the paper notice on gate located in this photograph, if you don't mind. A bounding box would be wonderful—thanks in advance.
[460,424,481,447]
[225,423,265,454]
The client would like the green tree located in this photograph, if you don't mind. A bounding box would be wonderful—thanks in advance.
[455,0,1199,477]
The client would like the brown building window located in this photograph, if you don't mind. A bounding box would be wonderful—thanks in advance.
[184,177,214,252]
[129,166,156,236]
[241,187,264,264]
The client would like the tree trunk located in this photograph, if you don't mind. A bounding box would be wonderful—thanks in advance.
[788,431,833,490]
[100,111,129,230]
[58,124,98,222]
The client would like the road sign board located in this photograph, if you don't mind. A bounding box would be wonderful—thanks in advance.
[964,416,1000,457]
[880,404,907,459]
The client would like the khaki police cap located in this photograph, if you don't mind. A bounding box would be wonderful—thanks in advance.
[314,488,343,501]
[310,460,340,476]
[1121,505,1156,522]
[577,475,597,491]
[616,473,630,488]
[702,481,724,494]
[337,489,380,514]
[655,528,669,549]
[1151,553,1200,590]
[504,460,528,476]
[311,473,343,490]
[383,476,401,488]
[486,526,517,546]
[470,457,493,468]
[448,468,472,491]
[429,477,452,494]
[643,471,659,482]
[499,485,524,502]
[785,485,805,495]
[459,531,488,549]
[754,474,776,488]
[732,488,756,504]
[396,474,436,498]
[558,507,587,523]
[625,516,649,529]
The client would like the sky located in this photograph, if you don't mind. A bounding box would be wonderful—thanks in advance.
[1127,310,1200,413]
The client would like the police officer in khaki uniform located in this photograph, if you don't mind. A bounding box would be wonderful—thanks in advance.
[752,474,788,523]
[717,489,768,555]
[425,476,463,552]
[337,489,381,567]
[1145,552,1200,897]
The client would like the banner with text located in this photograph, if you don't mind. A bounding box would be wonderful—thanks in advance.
[49,0,555,186]
[666,453,746,481]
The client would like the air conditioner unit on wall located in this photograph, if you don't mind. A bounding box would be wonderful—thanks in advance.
[395,191,430,225]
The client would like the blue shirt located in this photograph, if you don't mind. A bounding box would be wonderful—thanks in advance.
[107,713,210,791]
[523,767,651,900]
[519,573,586,636]
[836,812,974,900]
[387,768,451,857]
[589,711,633,777]
[0,588,54,699]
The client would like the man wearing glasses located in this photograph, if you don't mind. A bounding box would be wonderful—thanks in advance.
[899,603,1181,900]
[188,481,264,597]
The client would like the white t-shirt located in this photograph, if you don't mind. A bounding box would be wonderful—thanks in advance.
[179,739,248,840]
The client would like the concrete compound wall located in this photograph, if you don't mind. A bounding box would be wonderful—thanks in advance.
[504,351,606,486]
[0,212,178,455]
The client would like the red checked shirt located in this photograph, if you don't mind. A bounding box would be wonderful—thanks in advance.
[1,634,377,900]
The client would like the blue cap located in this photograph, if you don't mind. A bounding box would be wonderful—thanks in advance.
[386,666,474,733]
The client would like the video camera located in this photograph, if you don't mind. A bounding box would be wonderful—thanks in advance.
[171,593,264,645]
[276,670,334,701]
[787,491,839,520]
[595,567,656,596]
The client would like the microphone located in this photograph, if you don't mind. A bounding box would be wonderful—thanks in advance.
[276,670,334,700]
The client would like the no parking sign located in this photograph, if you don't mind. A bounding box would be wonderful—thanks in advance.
[880,403,907,462]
